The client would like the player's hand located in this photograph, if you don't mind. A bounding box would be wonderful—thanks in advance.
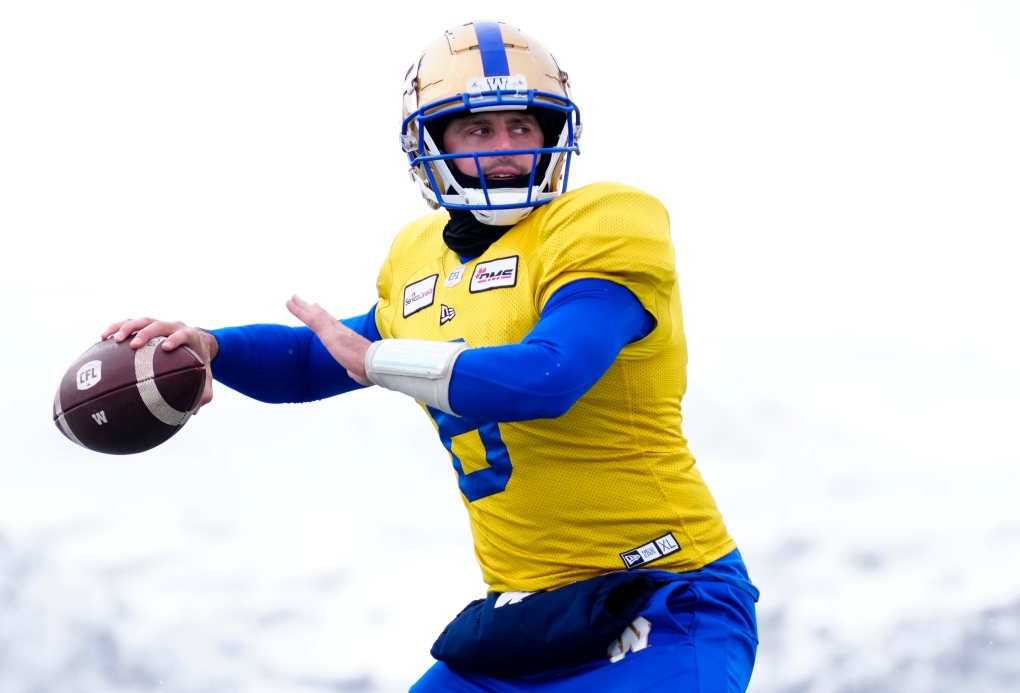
[101,318,217,412]
[285,295,373,386]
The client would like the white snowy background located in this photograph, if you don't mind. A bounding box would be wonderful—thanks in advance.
[2,2,1018,691]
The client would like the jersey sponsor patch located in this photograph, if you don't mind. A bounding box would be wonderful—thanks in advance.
[620,533,680,569]
[444,264,467,288]
[440,304,456,325]
[403,274,438,318]
[470,256,518,293]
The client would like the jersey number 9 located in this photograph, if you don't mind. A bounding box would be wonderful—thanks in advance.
[428,408,513,502]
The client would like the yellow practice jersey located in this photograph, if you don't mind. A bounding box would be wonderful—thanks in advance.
[374,182,735,593]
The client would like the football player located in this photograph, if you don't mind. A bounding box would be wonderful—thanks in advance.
[106,21,759,692]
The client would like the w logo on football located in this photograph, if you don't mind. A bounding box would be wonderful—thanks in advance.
[440,304,456,325]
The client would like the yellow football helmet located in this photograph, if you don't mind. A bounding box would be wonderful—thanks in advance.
[400,21,582,226]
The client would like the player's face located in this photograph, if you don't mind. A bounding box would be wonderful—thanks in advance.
[442,112,544,180]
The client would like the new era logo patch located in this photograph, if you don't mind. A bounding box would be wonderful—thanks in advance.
[440,304,456,325]
[620,533,681,570]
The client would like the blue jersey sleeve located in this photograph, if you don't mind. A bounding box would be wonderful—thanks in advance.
[448,278,654,421]
[208,281,648,416]
[209,307,382,403]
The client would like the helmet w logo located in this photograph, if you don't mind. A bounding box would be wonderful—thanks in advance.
[466,75,528,94]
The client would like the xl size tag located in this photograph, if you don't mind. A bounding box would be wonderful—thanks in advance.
[620,533,680,569]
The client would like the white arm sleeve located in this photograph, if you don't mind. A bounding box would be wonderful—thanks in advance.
[364,339,470,416]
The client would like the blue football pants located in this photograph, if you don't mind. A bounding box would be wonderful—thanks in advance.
[410,574,758,692]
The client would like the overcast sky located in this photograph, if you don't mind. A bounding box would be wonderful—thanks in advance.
[1,2,1018,689]
[3,2,1017,356]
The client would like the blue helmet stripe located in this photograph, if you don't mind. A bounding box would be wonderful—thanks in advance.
[473,21,510,77]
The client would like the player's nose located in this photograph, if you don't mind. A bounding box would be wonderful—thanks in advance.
[488,126,516,151]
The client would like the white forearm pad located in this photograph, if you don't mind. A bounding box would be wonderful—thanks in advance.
[364,339,470,415]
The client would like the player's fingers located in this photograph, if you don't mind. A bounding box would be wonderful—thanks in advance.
[127,321,164,346]
[107,317,157,342]
[285,297,308,323]
[101,319,134,341]
[111,317,165,343]
[287,294,320,319]
[162,326,196,352]
[129,320,186,348]
[287,295,334,332]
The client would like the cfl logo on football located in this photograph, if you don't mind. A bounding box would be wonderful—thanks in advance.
[77,360,102,390]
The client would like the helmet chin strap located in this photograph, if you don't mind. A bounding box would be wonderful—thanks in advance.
[469,205,535,227]
[449,169,538,226]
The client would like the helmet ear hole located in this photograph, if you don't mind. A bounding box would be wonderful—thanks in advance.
[423,116,454,154]
[532,108,567,149]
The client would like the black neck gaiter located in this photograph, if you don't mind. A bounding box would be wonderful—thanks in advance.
[442,209,513,258]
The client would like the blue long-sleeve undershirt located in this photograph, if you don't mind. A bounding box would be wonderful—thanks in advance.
[210,311,381,403]
[448,280,651,421]
[209,278,653,421]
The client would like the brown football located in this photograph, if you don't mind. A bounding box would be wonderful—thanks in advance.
[53,336,206,455]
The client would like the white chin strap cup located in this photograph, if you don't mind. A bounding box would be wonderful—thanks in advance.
[365,339,470,415]
[469,204,535,226]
